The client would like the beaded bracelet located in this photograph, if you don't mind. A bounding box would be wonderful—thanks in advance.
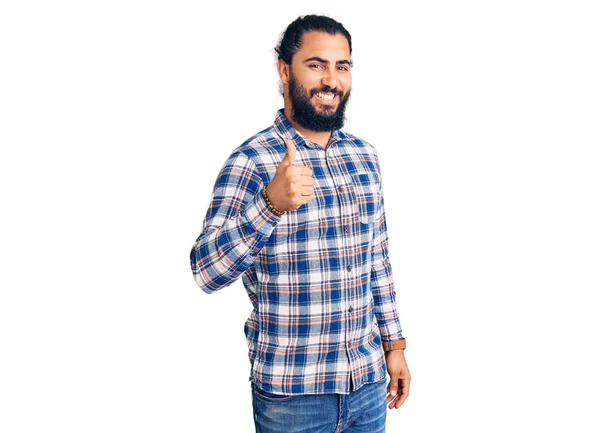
[261,186,285,215]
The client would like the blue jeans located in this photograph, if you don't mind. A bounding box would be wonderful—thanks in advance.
[251,379,387,433]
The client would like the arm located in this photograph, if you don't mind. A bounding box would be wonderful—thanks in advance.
[370,154,404,344]
[370,154,411,409]
[190,151,282,294]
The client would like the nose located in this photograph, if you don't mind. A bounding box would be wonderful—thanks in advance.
[321,68,340,91]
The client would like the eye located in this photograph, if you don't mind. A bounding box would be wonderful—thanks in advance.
[309,64,324,70]
[338,66,349,72]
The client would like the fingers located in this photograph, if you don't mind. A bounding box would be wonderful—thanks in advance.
[280,139,297,167]
[300,185,315,197]
[299,165,313,175]
[388,375,400,400]
[288,165,315,186]
[288,165,314,178]
[386,380,401,409]
[386,381,393,403]
[395,381,410,407]
[301,174,315,186]
[386,375,410,409]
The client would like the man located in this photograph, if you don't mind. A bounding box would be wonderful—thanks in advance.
[190,15,410,432]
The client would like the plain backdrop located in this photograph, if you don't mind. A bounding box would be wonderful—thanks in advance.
[1,1,599,432]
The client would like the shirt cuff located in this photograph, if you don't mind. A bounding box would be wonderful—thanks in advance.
[240,186,283,239]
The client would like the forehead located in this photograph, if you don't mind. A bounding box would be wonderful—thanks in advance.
[293,31,351,62]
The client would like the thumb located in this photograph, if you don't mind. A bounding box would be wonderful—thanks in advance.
[279,139,296,167]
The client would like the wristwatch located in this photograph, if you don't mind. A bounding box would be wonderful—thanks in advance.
[382,339,406,351]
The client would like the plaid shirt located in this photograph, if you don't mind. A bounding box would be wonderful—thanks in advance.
[190,109,405,395]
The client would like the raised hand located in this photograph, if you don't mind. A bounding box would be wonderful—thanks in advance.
[265,139,315,212]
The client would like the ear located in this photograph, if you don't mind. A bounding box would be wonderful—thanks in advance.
[277,59,290,85]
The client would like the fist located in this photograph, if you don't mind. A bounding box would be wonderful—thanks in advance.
[265,139,315,212]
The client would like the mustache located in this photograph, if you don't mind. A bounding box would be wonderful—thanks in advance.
[311,87,343,97]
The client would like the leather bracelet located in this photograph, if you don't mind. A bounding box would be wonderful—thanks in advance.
[382,339,406,351]
[262,187,285,216]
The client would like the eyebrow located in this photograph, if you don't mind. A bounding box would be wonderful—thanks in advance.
[303,56,353,67]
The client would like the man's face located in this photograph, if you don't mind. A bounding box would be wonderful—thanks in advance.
[285,31,352,132]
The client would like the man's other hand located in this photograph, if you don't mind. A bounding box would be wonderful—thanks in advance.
[385,349,411,409]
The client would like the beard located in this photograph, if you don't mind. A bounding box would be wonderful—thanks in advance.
[288,70,351,132]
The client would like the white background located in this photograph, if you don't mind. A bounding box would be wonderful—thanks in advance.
[1,1,599,432]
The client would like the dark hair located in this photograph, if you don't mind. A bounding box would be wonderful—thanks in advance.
[275,15,352,65]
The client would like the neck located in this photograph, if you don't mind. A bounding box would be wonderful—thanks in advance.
[283,106,332,150]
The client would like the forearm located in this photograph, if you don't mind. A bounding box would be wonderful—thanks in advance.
[190,186,281,293]
[369,154,404,342]
[371,256,404,342]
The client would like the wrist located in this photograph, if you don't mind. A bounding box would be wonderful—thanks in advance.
[262,185,285,215]
[382,339,406,352]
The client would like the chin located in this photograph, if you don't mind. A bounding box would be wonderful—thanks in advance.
[315,104,337,115]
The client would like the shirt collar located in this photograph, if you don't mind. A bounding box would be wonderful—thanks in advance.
[273,108,342,149]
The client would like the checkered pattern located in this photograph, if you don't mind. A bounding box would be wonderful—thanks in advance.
[190,109,404,395]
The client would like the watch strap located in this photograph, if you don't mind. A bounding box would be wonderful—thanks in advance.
[382,339,406,351]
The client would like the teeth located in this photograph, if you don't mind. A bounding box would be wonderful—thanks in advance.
[317,92,335,101]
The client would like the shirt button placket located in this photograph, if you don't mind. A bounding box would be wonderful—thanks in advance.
[328,146,355,389]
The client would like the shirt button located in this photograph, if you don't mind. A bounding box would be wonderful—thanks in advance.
[348,306,354,312]
[344,225,349,233]
[347,265,352,272]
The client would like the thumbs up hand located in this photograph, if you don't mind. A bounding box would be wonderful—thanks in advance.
[265,139,315,212]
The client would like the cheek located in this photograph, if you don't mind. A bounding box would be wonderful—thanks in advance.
[306,77,323,91]
[343,77,352,90]
[295,70,318,85]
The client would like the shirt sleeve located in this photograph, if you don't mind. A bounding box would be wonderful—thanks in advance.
[190,151,282,294]
[370,154,405,343]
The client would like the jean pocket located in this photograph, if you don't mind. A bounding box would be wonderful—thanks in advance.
[252,382,298,402]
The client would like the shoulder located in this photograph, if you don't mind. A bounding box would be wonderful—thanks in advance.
[217,124,281,184]
[228,124,281,163]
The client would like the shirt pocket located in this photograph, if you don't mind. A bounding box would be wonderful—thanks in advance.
[349,171,380,225]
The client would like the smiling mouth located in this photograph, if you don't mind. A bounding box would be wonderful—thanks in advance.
[314,91,338,105]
